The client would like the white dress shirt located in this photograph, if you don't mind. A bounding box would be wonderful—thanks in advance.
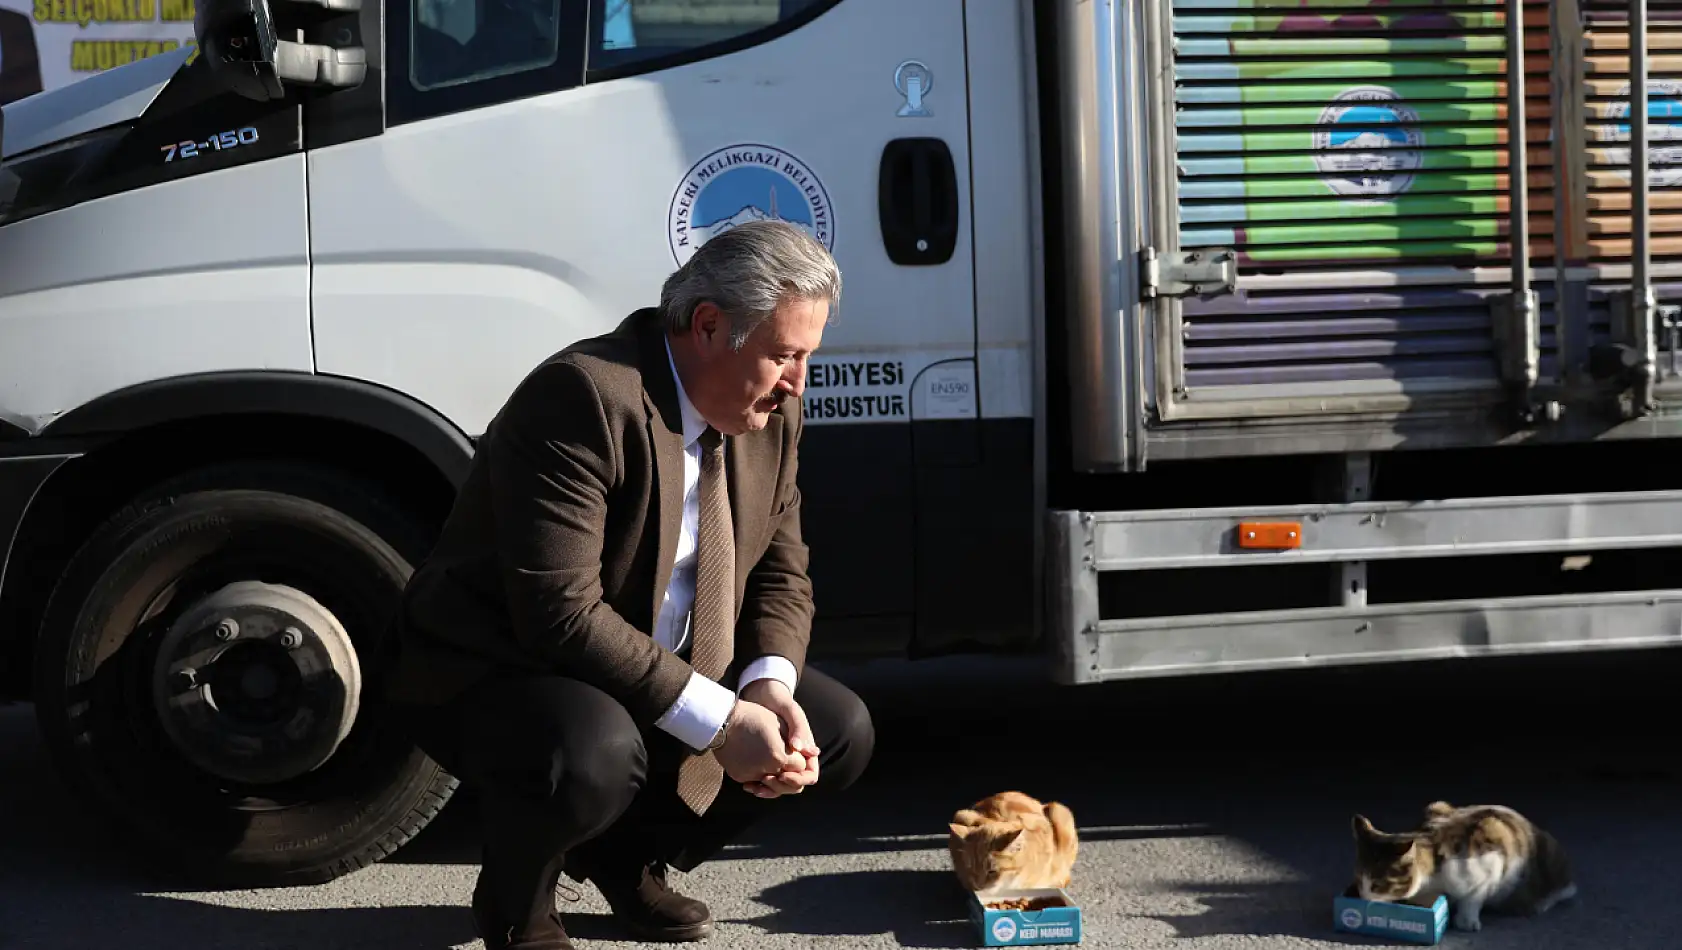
[653,340,800,751]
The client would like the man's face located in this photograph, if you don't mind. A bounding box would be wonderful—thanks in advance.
[680,296,828,436]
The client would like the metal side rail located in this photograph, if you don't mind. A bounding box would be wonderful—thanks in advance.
[1046,494,1682,684]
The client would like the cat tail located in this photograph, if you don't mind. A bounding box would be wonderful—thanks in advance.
[1044,801,1079,858]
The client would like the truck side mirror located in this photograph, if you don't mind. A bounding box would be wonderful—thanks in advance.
[195,0,285,100]
[194,0,366,101]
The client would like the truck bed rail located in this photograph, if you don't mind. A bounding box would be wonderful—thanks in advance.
[1046,496,1682,682]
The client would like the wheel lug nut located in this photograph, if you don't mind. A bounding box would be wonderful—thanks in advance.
[280,627,303,650]
[214,619,239,641]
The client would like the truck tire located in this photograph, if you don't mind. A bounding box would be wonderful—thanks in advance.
[30,460,459,887]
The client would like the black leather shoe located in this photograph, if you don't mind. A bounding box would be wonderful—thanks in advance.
[575,860,714,942]
[471,870,576,950]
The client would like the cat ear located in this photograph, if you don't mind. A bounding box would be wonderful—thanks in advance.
[1352,814,1378,839]
[992,828,1025,852]
[949,823,972,839]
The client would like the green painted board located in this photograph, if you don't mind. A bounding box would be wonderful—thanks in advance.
[1183,233,1508,262]
[1168,0,1537,267]
[1179,127,1504,153]
[1173,0,1504,9]
[1176,78,1507,104]
[1178,36,1509,56]
[1177,56,1508,81]
[1179,170,1511,199]
[1182,193,1508,224]
[1177,100,1506,127]
[1178,148,1508,176]
[1174,12,1507,33]
[1189,215,1507,245]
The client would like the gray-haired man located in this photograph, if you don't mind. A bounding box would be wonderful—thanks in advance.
[385,220,877,949]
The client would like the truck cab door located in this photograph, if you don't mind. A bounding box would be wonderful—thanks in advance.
[306,0,979,656]
[1,47,311,435]
[590,0,983,657]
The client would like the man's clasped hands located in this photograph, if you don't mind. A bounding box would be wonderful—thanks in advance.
[718,679,822,799]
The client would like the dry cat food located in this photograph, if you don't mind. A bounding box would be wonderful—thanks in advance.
[985,896,1065,912]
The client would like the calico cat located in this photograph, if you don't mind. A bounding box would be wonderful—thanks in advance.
[1352,800,1577,932]
[948,791,1080,894]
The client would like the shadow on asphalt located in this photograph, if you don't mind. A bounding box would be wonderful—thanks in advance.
[3,650,1680,947]
[388,649,1682,867]
[732,869,974,947]
[0,896,477,950]
[1141,880,1376,945]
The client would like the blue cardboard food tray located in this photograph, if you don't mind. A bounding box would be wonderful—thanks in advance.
[967,888,1082,946]
[1333,885,1448,945]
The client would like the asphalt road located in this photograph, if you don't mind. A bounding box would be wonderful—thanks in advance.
[3,649,1680,950]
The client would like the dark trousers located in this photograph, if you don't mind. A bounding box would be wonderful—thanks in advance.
[400,664,875,916]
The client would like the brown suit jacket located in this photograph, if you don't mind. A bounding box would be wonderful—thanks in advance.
[384,308,814,729]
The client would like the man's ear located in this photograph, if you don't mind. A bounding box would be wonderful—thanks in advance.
[691,301,724,351]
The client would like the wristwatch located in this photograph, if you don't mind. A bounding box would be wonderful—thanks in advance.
[704,699,736,752]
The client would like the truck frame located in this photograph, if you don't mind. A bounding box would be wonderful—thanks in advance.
[1,0,1678,886]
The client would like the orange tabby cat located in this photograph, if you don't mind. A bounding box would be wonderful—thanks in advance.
[948,791,1079,894]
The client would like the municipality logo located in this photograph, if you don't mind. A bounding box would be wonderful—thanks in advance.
[1339,907,1366,930]
[1598,79,1682,188]
[990,916,1018,942]
[1312,86,1424,200]
[667,144,835,265]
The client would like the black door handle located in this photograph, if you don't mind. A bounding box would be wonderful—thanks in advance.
[878,137,959,266]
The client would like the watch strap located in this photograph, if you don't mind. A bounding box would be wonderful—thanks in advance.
[704,699,736,752]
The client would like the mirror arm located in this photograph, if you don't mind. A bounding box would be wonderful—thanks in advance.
[194,0,365,101]
[274,41,367,87]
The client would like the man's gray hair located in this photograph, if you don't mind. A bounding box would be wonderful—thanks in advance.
[659,219,842,350]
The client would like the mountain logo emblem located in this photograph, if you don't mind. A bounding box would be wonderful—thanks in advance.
[668,143,835,265]
[1311,86,1425,200]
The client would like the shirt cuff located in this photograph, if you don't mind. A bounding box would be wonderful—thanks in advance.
[737,654,798,695]
[654,670,738,752]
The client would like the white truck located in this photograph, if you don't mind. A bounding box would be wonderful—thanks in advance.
[2,0,1679,886]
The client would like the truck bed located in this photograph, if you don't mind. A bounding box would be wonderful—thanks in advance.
[1046,0,1682,683]
[1058,0,1682,467]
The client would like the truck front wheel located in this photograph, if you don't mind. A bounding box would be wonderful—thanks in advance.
[30,461,458,887]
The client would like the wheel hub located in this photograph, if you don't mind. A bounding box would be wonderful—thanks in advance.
[151,581,363,785]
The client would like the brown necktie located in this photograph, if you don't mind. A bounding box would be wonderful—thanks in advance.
[675,427,734,815]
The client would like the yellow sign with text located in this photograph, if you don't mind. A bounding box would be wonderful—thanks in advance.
[1,0,196,106]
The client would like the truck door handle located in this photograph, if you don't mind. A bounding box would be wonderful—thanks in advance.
[878,136,959,266]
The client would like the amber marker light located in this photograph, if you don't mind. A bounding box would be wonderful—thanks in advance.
[1236,522,1302,550]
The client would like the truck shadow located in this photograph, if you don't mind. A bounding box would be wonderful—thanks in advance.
[4,651,1681,946]
[390,782,1221,869]
[387,656,1242,869]
[0,892,476,950]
